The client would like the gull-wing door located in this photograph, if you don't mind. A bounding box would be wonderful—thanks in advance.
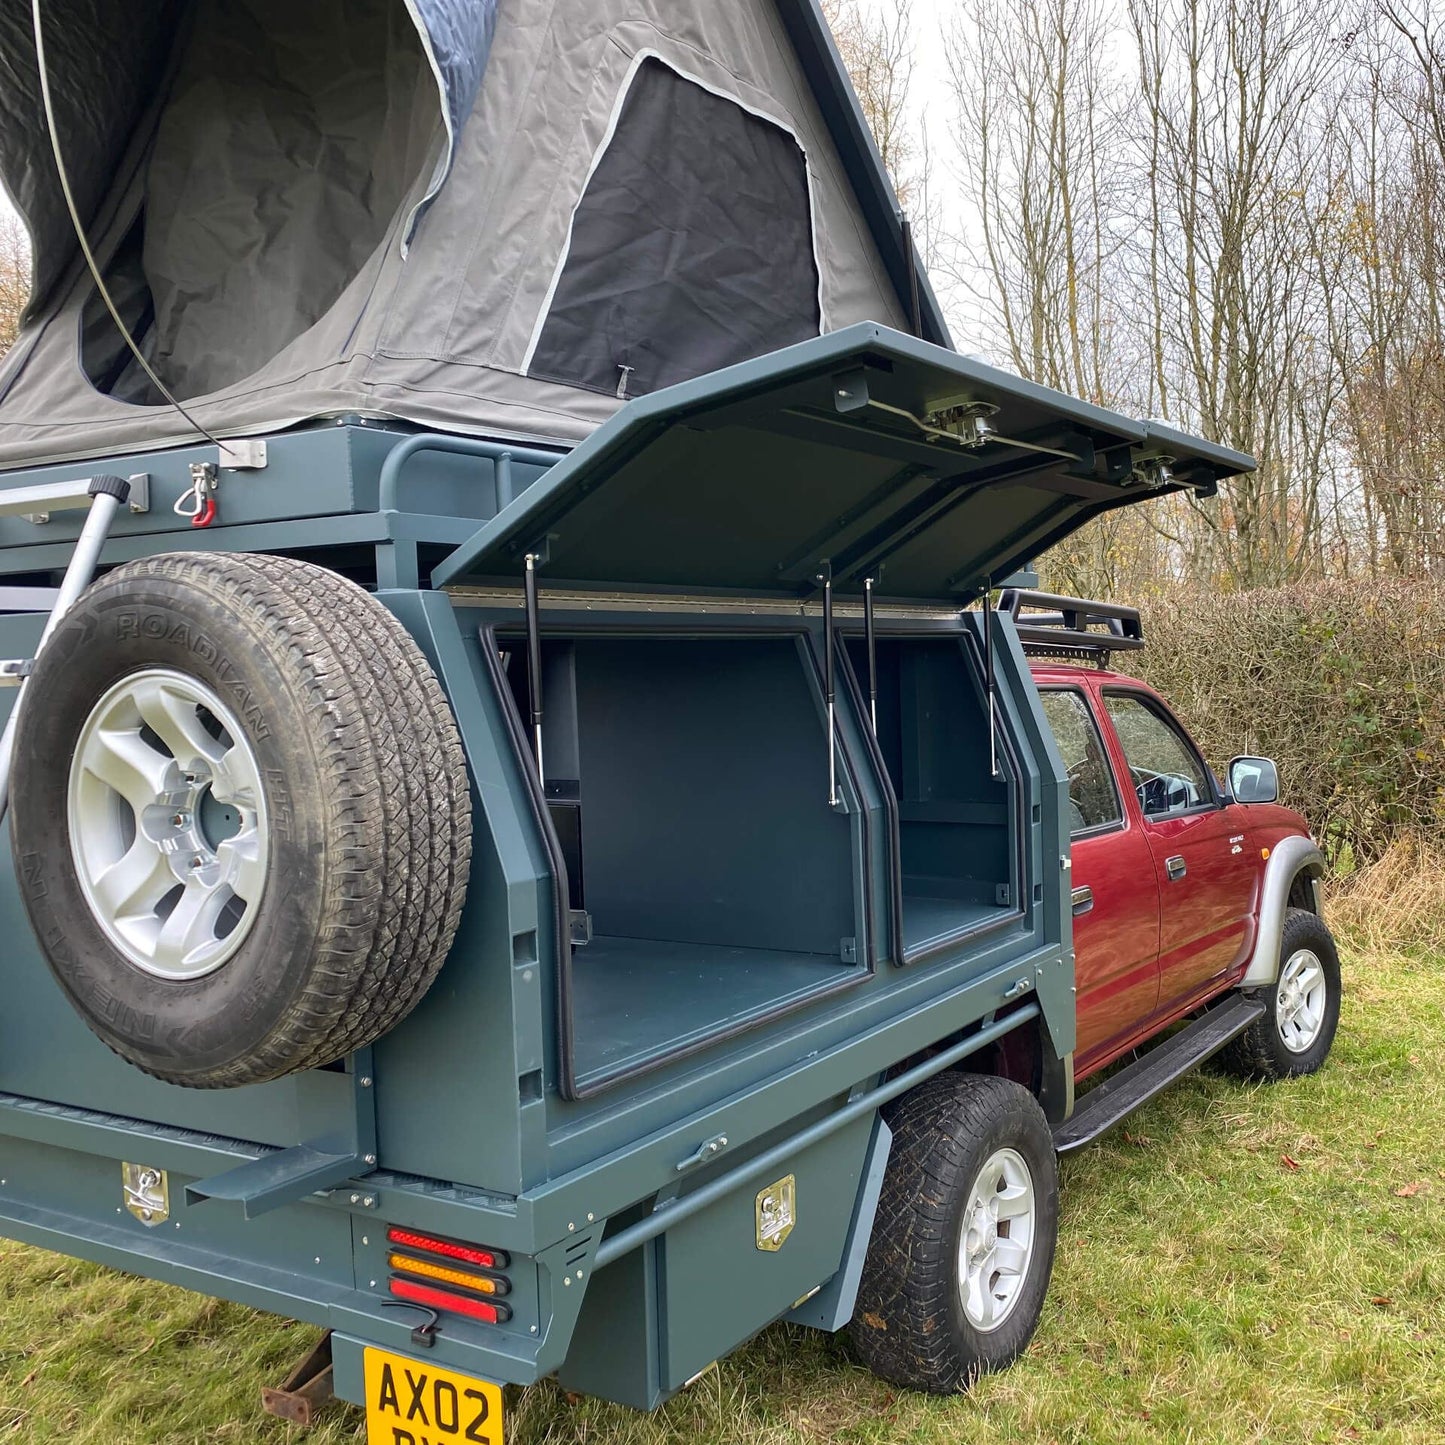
[433,323,1251,599]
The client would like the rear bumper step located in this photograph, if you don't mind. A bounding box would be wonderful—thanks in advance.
[1054,993,1266,1153]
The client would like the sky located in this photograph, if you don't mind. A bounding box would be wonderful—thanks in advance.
[906,0,960,137]
[903,0,956,115]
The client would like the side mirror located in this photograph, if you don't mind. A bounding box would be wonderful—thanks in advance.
[1228,756,1279,804]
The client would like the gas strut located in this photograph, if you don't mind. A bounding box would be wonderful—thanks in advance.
[864,576,878,733]
[524,553,545,786]
[822,569,837,806]
[984,580,1000,780]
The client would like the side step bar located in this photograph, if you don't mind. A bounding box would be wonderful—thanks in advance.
[1054,994,1266,1154]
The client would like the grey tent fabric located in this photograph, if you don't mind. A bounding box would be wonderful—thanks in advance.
[0,0,927,469]
[79,216,155,405]
[0,0,491,321]
[528,57,821,399]
[138,0,439,400]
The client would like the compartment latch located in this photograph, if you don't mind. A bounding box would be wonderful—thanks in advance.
[122,1162,170,1226]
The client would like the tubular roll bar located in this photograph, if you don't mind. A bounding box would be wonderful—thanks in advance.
[378,433,565,517]
[379,432,563,783]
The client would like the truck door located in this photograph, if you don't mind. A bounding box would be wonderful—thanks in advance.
[1037,689,1160,1075]
[1101,690,1257,1012]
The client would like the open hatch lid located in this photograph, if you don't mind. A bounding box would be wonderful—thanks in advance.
[433,324,1252,601]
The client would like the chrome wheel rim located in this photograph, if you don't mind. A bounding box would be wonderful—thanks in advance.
[67,669,269,981]
[1276,948,1327,1053]
[958,1146,1037,1333]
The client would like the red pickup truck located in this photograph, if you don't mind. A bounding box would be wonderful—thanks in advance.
[852,595,1343,1397]
[1035,658,1340,1093]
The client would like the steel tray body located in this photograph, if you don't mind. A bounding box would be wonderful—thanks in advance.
[0,326,1250,1406]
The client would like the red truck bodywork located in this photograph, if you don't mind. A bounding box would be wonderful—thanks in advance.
[1030,664,1313,1083]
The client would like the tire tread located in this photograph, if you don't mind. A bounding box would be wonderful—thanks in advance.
[850,1071,1058,1394]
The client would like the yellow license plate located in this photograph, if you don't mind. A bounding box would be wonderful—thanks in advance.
[364,1347,503,1445]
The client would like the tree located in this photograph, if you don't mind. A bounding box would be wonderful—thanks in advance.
[1126,0,1346,587]
[937,0,1374,592]
[1324,4,1445,577]
[0,211,29,359]
[822,0,923,210]
[943,0,1131,408]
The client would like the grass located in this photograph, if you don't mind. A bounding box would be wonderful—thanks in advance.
[1,942,1441,1445]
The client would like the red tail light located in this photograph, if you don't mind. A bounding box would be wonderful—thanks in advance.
[390,1276,512,1325]
[386,1226,508,1272]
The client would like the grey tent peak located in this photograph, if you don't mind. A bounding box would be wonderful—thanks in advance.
[0,0,948,469]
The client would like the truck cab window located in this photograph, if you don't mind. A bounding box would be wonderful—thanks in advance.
[1039,691,1121,834]
[1104,693,1211,817]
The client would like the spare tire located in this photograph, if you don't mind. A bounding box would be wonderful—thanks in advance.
[9,552,471,1088]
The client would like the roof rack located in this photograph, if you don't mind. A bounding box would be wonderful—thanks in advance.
[996,588,1143,662]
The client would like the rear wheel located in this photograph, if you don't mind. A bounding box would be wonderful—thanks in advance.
[850,1072,1059,1393]
[10,552,471,1088]
[1222,907,1341,1080]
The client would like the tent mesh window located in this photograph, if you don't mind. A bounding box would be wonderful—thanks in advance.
[529,57,821,399]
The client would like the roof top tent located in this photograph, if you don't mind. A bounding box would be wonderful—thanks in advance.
[0,0,944,468]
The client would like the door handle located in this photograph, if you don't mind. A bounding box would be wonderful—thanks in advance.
[1166,855,1187,881]
[1071,885,1094,916]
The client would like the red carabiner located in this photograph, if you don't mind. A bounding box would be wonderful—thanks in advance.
[191,495,217,529]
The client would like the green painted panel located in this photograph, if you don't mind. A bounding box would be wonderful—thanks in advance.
[558,1110,874,1409]
[0,423,537,573]
[656,1110,874,1392]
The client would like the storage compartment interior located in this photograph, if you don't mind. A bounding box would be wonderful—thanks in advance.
[847,635,1018,955]
[500,634,864,1089]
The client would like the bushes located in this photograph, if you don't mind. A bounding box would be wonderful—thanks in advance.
[1325,835,1445,953]
[1121,580,1445,864]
